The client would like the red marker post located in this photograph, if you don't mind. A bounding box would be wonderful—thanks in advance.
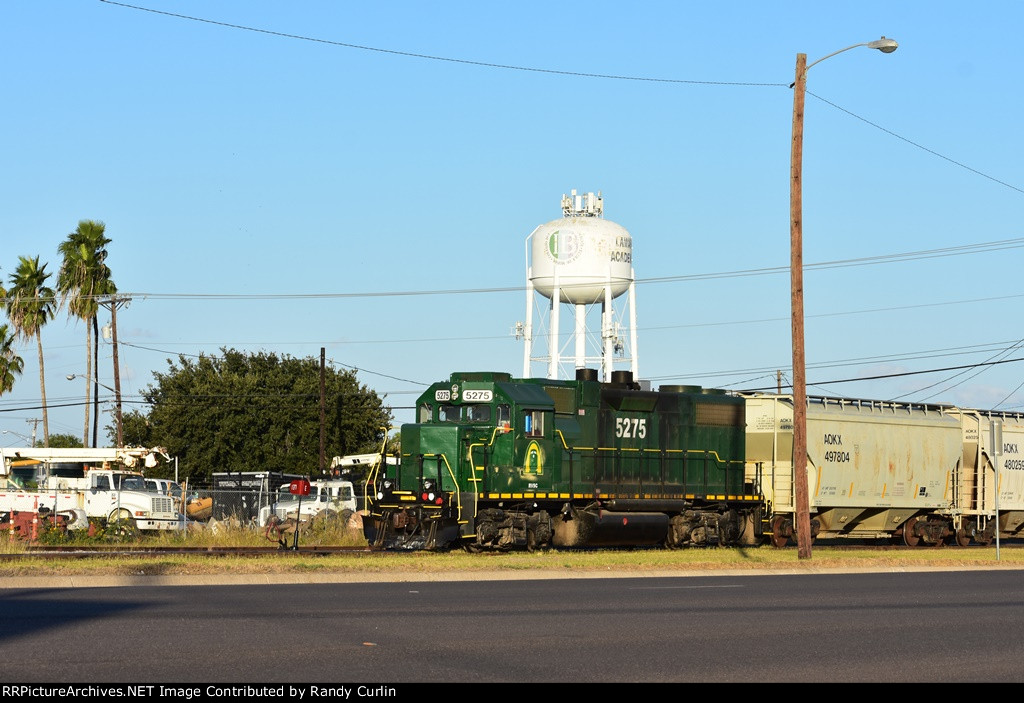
[288,479,311,551]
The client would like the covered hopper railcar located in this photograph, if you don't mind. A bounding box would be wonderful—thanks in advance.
[744,394,964,547]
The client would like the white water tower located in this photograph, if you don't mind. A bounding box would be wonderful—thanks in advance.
[518,190,638,381]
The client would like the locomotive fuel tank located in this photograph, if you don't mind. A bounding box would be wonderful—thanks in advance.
[552,506,670,547]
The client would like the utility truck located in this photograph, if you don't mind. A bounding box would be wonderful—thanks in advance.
[0,447,184,533]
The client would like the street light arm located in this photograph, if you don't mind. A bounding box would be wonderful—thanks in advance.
[790,37,898,87]
[66,374,116,394]
[1,430,34,444]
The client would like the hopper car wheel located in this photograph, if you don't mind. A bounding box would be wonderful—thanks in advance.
[902,517,921,547]
[954,530,971,547]
[770,516,789,548]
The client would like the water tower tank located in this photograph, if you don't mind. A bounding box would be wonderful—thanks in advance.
[529,191,633,305]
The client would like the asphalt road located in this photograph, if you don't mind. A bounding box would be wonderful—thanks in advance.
[2,568,1023,683]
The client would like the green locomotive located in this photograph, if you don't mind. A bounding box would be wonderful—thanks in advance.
[362,370,763,551]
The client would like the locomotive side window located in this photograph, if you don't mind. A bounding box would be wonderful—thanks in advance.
[497,404,510,427]
[440,405,460,422]
[465,405,492,423]
[418,403,433,423]
[524,410,544,437]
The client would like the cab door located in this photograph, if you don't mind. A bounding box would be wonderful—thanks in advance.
[517,408,554,493]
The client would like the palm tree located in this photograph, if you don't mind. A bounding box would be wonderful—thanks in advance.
[57,220,116,447]
[0,323,23,396]
[0,274,20,395]
[6,256,56,445]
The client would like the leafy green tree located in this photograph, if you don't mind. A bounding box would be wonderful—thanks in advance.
[118,409,152,448]
[0,323,23,396]
[57,220,116,446]
[47,433,84,448]
[6,256,55,445]
[127,348,393,483]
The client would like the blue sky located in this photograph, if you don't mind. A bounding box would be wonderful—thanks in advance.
[2,1,1023,448]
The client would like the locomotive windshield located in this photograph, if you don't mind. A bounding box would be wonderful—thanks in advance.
[426,402,509,425]
[465,405,491,423]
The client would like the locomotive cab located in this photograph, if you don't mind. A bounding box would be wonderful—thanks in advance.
[364,372,556,550]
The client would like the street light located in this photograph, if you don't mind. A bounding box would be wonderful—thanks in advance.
[66,373,122,449]
[790,37,897,560]
[1,429,34,446]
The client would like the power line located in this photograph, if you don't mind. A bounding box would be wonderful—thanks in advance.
[98,1,783,88]
[5,235,1015,305]
[740,356,1024,394]
[98,2,1024,197]
[808,91,1024,196]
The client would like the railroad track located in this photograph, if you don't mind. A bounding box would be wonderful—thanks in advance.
[0,541,1012,559]
[2,544,380,559]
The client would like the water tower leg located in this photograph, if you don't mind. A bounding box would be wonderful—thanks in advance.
[602,284,614,381]
[629,278,639,377]
[574,304,586,371]
[549,281,560,379]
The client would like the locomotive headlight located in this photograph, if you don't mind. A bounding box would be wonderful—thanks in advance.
[382,479,393,490]
[422,479,436,503]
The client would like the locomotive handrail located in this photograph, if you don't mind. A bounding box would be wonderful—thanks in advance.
[361,431,393,513]
[431,452,463,521]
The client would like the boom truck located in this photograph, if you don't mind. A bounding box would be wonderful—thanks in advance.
[0,447,184,537]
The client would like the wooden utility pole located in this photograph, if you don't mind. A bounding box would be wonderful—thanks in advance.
[790,51,812,560]
[98,296,130,448]
[788,38,897,559]
[320,347,326,475]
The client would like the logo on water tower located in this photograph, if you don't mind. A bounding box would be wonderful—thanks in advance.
[545,229,584,265]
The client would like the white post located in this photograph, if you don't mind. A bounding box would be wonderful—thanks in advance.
[991,419,1002,560]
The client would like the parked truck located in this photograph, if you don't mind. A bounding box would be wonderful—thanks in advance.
[0,447,184,534]
[257,478,358,527]
[210,471,304,524]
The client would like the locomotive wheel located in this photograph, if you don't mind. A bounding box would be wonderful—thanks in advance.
[770,516,789,548]
[902,517,920,547]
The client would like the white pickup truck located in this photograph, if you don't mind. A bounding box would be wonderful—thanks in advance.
[257,479,357,527]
